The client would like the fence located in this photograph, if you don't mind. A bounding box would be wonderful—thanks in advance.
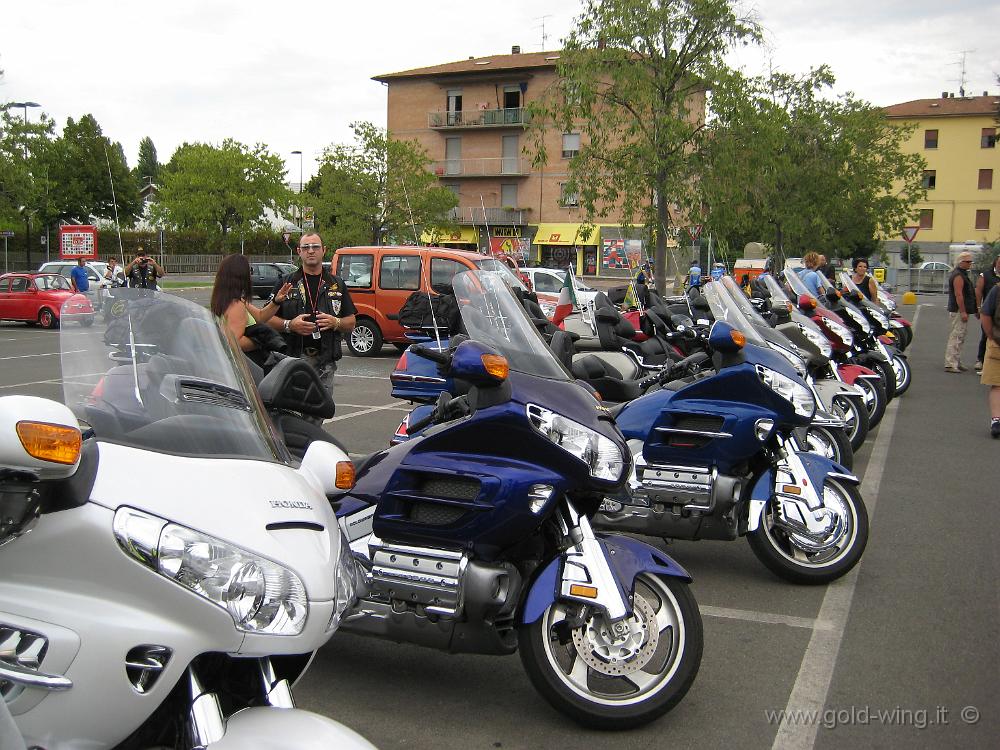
[3,250,296,275]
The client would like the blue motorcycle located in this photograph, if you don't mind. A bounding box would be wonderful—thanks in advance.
[598,281,868,584]
[334,271,703,729]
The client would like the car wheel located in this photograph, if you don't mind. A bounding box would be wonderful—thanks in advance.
[38,308,58,329]
[347,319,383,357]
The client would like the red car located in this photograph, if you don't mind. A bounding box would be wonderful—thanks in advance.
[0,272,95,328]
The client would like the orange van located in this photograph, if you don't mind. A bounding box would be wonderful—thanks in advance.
[332,245,527,356]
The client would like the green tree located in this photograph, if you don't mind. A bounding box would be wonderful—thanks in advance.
[700,66,926,265]
[135,136,160,185]
[529,0,761,292]
[39,114,141,226]
[151,139,292,243]
[311,121,457,247]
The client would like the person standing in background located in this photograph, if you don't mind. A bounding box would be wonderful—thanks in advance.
[974,255,1000,374]
[977,280,1000,437]
[944,251,978,373]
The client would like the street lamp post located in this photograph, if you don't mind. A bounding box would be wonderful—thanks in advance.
[7,102,41,266]
[290,150,304,231]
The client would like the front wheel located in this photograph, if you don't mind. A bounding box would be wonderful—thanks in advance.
[869,357,897,401]
[854,376,887,429]
[346,319,383,357]
[831,394,870,452]
[747,477,868,584]
[889,354,911,396]
[38,308,58,329]
[518,573,702,729]
[795,424,853,470]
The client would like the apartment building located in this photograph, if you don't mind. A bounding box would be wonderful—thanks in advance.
[884,92,1000,255]
[374,47,671,277]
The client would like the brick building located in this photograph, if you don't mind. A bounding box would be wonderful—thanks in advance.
[374,47,679,278]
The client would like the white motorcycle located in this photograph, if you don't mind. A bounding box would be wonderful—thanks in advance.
[0,289,373,749]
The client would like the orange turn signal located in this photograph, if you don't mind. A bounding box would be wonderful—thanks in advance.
[16,421,82,465]
[335,461,356,490]
[569,584,599,599]
[481,354,509,381]
[730,330,746,348]
[781,485,802,495]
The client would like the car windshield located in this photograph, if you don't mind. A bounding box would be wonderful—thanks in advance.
[702,280,768,347]
[35,275,72,291]
[60,289,289,462]
[451,270,570,381]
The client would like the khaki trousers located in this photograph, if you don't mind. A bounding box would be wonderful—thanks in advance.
[944,312,969,368]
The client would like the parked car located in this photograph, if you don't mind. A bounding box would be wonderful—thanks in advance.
[520,266,600,308]
[38,260,112,307]
[918,261,951,272]
[0,272,95,328]
[332,246,529,356]
[249,262,293,299]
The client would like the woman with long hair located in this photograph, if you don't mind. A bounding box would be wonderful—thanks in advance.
[210,254,292,352]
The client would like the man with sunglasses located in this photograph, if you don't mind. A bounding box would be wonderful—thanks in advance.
[268,233,357,394]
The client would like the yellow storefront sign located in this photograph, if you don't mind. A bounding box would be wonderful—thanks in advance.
[533,223,599,246]
[420,227,479,245]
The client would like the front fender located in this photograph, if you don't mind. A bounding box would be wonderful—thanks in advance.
[519,536,692,626]
[748,452,857,532]
[209,707,375,749]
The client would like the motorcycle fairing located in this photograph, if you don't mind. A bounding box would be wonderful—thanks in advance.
[520,534,691,626]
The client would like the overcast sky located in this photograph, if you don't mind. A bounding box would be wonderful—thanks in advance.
[2,1,998,184]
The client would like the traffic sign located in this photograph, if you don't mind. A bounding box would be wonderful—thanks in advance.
[901,226,919,244]
[282,232,291,245]
[687,225,703,242]
[0,230,13,238]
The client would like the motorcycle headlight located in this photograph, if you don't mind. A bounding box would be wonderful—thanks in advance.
[844,307,871,334]
[527,404,626,481]
[799,324,832,358]
[114,508,308,635]
[755,365,816,419]
[823,318,854,348]
[772,344,807,378]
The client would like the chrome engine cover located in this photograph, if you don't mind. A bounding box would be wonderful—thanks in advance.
[368,539,468,617]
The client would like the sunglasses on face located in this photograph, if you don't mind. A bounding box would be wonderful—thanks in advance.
[299,244,323,251]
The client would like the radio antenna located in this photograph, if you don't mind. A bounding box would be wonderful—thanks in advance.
[400,176,442,351]
[103,146,126,266]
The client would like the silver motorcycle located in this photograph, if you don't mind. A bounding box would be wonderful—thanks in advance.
[0,290,373,749]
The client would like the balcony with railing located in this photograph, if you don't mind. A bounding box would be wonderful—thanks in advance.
[432,157,530,178]
[447,206,528,225]
[428,108,531,129]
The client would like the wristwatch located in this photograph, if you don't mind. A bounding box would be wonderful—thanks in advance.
[283,319,291,334]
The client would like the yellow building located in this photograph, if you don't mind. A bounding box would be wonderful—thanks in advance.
[374,47,694,278]
[885,93,1000,255]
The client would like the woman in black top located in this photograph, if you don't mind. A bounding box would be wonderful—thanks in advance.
[850,258,878,301]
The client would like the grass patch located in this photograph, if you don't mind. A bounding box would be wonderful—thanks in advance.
[160,281,212,289]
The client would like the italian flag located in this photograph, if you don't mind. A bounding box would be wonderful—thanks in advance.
[551,268,578,326]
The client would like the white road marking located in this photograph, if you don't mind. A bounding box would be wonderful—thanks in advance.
[771,303,921,750]
[325,402,408,423]
[337,373,392,381]
[0,349,85,361]
[700,605,834,631]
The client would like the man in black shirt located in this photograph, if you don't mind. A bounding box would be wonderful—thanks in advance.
[268,233,357,394]
[974,254,1000,373]
[124,247,166,290]
[944,251,978,372]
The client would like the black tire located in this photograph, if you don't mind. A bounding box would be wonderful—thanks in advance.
[347,318,383,357]
[889,354,911,396]
[870,357,896,400]
[518,573,702,730]
[831,394,870,452]
[796,424,854,471]
[81,317,95,328]
[38,308,58,329]
[747,476,869,584]
[854,376,887,429]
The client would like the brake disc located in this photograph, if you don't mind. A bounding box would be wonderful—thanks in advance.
[572,594,660,676]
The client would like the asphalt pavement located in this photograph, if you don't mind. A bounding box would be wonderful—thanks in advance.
[0,290,996,749]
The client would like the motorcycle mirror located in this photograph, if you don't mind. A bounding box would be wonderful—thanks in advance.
[798,294,817,311]
[449,340,509,385]
[0,396,82,481]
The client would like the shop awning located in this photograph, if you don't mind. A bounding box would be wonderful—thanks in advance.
[420,227,479,245]
[533,223,599,246]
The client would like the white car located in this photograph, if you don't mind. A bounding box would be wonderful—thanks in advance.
[38,260,112,290]
[918,261,951,272]
[521,267,600,307]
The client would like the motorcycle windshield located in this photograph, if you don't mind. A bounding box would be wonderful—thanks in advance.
[716,276,779,333]
[473,257,530,293]
[783,267,830,310]
[451,270,571,380]
[60,290,289,462]
[702,281,768,347]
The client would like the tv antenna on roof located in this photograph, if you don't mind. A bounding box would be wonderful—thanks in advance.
[953,50,974,97]
[534,15,552,50]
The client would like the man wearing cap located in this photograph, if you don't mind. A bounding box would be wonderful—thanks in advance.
[944,251,978,373]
